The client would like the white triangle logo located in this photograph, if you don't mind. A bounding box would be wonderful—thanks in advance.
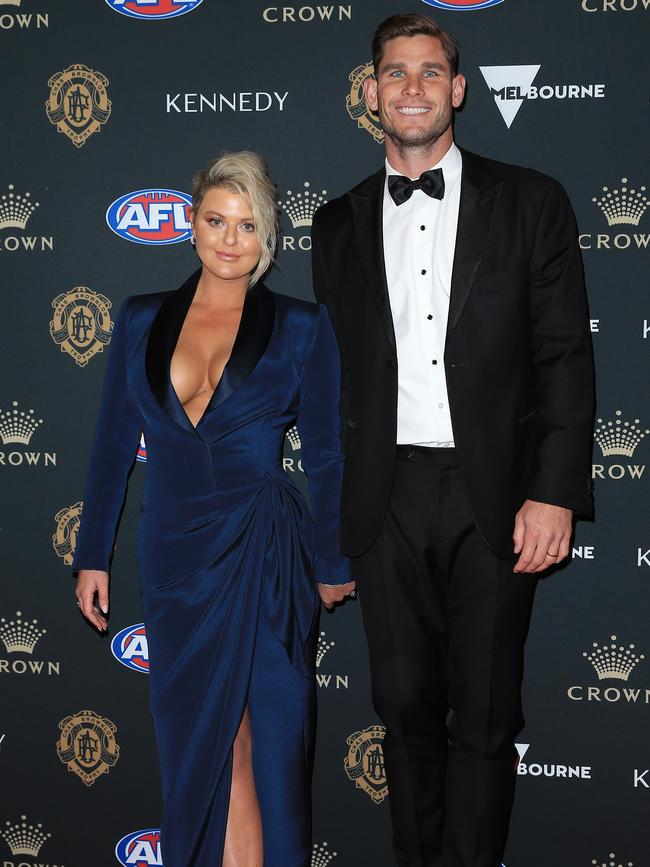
[479,65,541,129]
[515,742,530,761]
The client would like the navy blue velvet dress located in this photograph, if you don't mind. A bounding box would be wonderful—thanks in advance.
[73,270,350,867]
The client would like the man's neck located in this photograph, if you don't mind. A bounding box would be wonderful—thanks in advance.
[385,131,455,179]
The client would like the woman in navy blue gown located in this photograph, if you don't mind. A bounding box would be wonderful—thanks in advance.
[73,152,355,867]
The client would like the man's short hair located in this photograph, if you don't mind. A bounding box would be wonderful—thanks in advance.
[372,13,460,77]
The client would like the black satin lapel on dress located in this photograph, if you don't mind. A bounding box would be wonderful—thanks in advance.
[145,268,201,434]
[447,153,503,333]
[349,170,396,352]
[199,283,275,425]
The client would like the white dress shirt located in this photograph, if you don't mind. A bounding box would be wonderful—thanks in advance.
[383,143,462,446]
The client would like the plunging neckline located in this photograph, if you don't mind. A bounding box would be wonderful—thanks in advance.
[170,291,245,430]
[144,269,276,436]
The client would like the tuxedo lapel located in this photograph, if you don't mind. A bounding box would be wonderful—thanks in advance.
[199,282,275,423]
[145,270,276,434]
[145,268,199,434]
[349,169,396,352]
[448,150,503,333]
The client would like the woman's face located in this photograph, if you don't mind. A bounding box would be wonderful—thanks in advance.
[192,186,261,285]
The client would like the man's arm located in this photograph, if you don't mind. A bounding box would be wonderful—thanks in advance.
[311,210,350,434]
[515,179,595,573]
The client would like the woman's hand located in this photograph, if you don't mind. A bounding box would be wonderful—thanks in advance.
[76,569,110,632]
[317,580,357,610]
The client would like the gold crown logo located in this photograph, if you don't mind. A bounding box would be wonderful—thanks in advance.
[1,816,51,856]
[594,409,650,458]
[594,411,648,457]
[0,1,22,7]
[583,635,644,682]
[0,401,43,445]
[592,854,633,867]
[0,612,47,655]
[278,182,328,229]
[316,631,335,668]
[592,178,648,226]
[312,842,338,867]
[285,425,302,451]
[0,185,39,230]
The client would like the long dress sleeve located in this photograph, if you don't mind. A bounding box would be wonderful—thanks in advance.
[72,299,141,572]
[297,305,352,585]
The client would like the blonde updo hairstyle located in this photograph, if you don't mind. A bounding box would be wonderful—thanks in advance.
[192,151,278,287]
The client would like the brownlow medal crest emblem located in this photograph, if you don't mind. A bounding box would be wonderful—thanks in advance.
[57,709,119,786]
[346,63,384,144]
[46,64,111,147]
[344,724,388,804]
[50,287,113,366]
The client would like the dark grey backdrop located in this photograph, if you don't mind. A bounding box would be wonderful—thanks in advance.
[1,1,649,866]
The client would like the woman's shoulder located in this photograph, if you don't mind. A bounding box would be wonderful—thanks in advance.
[117,289,174,328]
[269,288,322,329]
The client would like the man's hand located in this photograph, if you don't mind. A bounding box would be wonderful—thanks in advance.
[317,580,357,610]
[513,500,573,573]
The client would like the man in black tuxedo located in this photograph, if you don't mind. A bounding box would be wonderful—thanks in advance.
[312,13,594,867]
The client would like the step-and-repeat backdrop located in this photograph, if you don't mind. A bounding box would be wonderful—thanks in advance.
[1,1,648,865]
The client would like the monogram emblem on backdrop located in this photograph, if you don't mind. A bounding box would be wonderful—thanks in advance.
[52,501,83,565]
[346,63,384,143]
[57,709,120,785]
[0,815,51,858]
[344,724,388,803]
[311,842,338,867]
[46,64,112,147]
[50,287,113,366]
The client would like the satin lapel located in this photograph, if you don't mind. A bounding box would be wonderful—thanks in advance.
[349,170,396,351]
[447,152,503,333]
[145,268,200,434]
[198,283,275,426]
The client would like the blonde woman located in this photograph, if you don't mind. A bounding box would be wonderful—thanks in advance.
[74,152,355,867]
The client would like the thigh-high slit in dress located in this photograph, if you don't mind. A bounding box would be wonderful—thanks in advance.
[73,271,351,867]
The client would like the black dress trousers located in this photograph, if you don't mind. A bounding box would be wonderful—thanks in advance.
[355,447,538,867]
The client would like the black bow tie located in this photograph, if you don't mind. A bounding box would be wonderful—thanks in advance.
[388,168,445,206]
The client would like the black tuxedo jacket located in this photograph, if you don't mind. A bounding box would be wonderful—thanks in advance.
[311,148,595,559]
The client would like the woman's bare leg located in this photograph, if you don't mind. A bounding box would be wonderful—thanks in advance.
[222,707,263,867]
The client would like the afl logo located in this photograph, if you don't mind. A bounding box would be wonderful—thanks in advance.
[106,189,192,245]
[111,624,149,674]
[115,829,162,866]
[136,432,147,463]
[421,0,506,9]
[106,0,203,20]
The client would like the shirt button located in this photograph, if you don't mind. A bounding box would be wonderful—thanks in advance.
[438,402,444,409]
[431,359,437,365]
[420,225,426,231]
[421,269,427,275]
[427,314,433,320]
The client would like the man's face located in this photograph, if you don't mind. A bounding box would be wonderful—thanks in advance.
[365,35,465,151]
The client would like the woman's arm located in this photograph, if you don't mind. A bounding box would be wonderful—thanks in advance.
[73,299,141,628]
[297,305,355,608]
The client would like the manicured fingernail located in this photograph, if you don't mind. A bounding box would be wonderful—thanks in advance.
[100,605,108,614]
